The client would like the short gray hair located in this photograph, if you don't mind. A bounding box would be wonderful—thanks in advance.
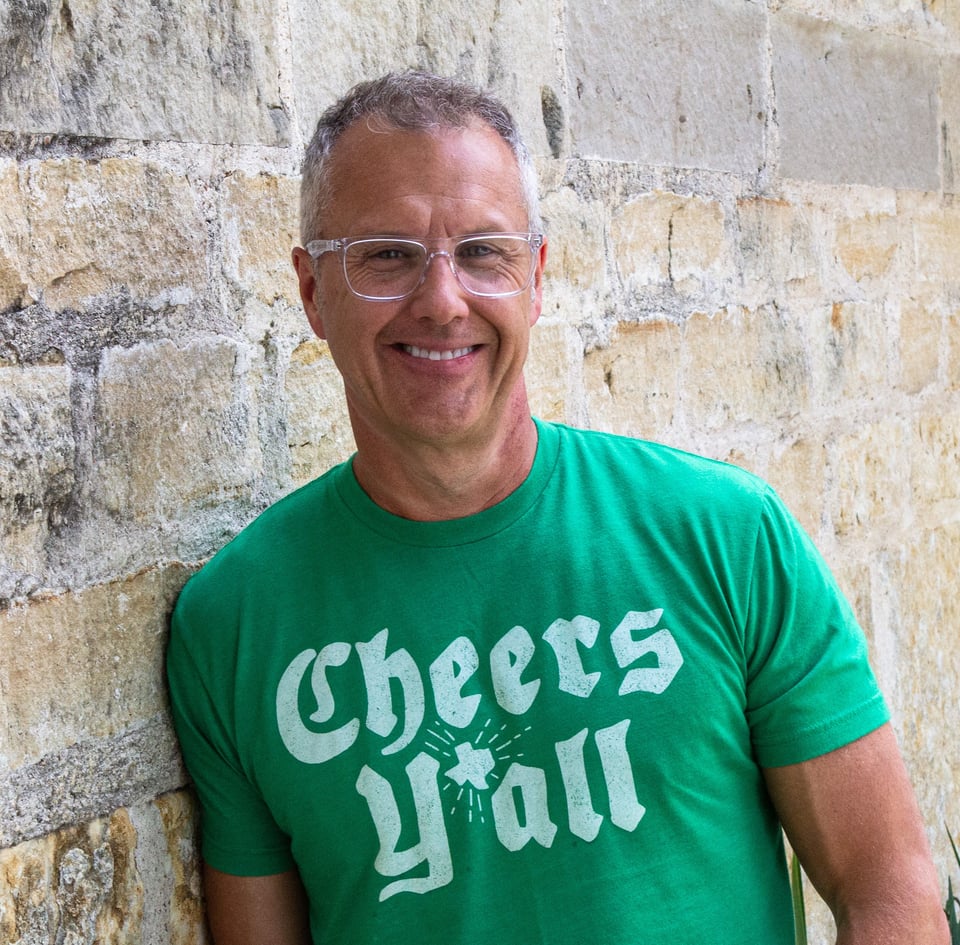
[299,71,542,244]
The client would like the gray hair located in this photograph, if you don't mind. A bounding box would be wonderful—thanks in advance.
[299,71,542,244]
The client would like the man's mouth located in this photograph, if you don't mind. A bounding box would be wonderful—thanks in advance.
[401,344,477,361]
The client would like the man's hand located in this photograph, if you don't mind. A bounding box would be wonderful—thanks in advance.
[203,865,312,945]
[764,723,949,944]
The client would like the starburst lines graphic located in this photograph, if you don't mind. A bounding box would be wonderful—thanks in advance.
[424,718,532,823]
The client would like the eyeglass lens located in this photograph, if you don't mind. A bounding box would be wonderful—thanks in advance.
[343,236,536,299]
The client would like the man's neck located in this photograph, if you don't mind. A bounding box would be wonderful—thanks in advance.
[349,410,539,522]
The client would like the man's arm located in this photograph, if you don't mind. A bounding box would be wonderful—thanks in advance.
[763,722,948,944]
[203,865,312,945]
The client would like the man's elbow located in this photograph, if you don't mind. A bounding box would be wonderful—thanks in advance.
[833,853,950,944]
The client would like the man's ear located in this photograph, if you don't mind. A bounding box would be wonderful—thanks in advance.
[528,237,547,327]
[292,247,327,339]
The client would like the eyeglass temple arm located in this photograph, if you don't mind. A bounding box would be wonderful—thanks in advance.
[305,239,343,259]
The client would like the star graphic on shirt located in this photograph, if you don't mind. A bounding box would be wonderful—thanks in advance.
[424,718,531,824]
[444,742,495,789]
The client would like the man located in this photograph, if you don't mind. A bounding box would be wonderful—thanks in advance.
[167,72,948,944]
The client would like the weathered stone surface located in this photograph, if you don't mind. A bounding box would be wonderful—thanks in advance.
[0,564,189,774]
[0,0,288,145]
[897,524,960,855]
[808,300,895,406]
[765,437,830,540]
[539,184,607,294]
[583,320,683,439]
[682,305,810,430]
[284,339,355,488]
[0,716,186,848]
[772,12,941,189]
[3,157,206,311]
[834,211,902,284]
[899,301,942,394]
[527,321,583,424]
[943,56,960,195]
[288,0,557,161]
[288,0,420,141]
[911,409,960,519]
[610,191,733,299]
[0,791,208,944]
[736,196,822,305]
[0,160,28,312]
[831,417,912,537]
[0,363,74,601]
[94,339,263,520]
[910,200,960,291]
[947,308,960,390]
[221,172,301,309]
[567,0,768,175]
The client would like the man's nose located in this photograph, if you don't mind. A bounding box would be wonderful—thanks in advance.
[408,250,471,320]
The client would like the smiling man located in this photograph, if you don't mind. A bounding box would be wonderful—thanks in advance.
[166,72,948,945]
[291,111,545,520]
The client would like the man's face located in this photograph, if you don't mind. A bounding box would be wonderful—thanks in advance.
[293,121,546,454]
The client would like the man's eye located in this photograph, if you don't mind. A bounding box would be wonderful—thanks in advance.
[352,243,421,268]
[372,247,411,260]
[459,242,498,258]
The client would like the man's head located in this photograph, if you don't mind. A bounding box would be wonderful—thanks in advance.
[291,72,547,480]
[299,71,542,245]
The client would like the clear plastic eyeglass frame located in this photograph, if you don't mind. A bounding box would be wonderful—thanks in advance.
[304,232,544,302]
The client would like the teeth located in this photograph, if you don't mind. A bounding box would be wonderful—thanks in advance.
[404,345,474,361]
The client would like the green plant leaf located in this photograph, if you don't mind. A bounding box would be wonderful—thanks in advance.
[791,852,808,945]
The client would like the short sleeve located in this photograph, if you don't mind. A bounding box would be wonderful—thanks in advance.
[744,487,889,767]
[167,590,296,875]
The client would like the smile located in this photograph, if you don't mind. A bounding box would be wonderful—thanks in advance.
[402,345,477,361]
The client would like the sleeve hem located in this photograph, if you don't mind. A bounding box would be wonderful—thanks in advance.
[754,694,890,769]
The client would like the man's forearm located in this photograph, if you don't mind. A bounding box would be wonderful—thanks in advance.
[833,859,949,945]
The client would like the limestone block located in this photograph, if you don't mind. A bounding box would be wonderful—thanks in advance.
[772,12,940,189]
[289,0,420,141]
[809,300,894,405]
[944,56,960,195]
[0,792,208,945]
[583,320,682,439]
[415,0,559,159]
[948,309,960,391]
[834,212,902,283]
[1,715,185,847]
[94,339,263,520]
[284,339,355,488]
[17,158,206,311]
[0,0,287,144]
[566,0,767,175]
[0,564,189,772]
[770,0,955,35]
[897,525,960,834]
[611,191,731,297]
[0,363,74,601]
[221,172,300,308]
[526,321,582,424]
[539,185,607,293]
[911,201,960,290]
[831,418,911,538]
[765,437,829,540]
[912,410,960,516]
[736,196,820,304]
[681,305,810,430]
[0,161,28,312]
[289,0,558,159]
[899,301,941,394]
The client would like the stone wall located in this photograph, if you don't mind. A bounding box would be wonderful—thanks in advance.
[1,0,958,941]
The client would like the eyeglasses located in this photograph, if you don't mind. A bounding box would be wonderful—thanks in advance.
[305,232,543,301]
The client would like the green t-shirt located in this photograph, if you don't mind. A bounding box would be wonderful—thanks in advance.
[167,420,888,944]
